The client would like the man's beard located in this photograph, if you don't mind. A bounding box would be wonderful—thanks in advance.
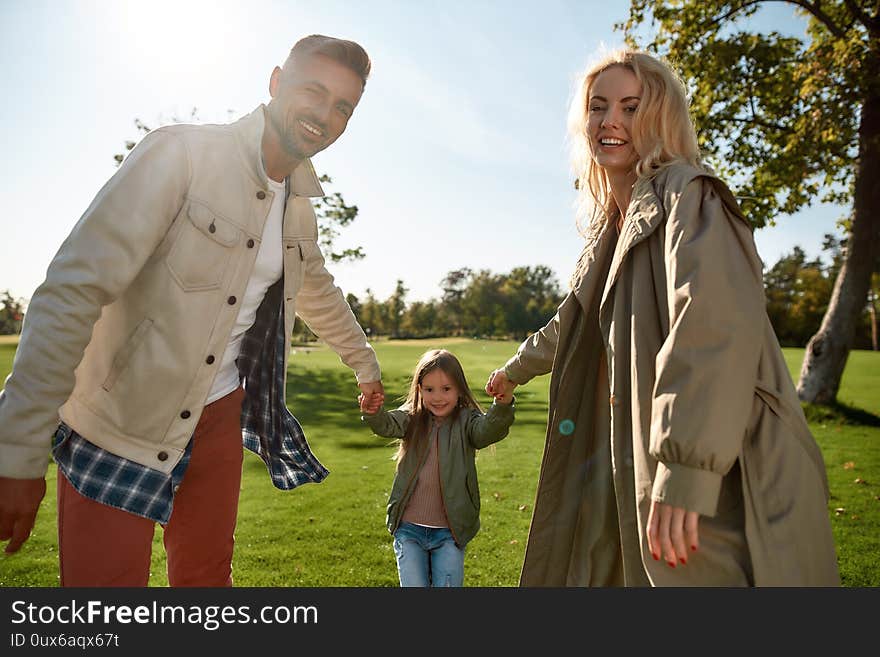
[282,130,310,160]
[270,107,324,161]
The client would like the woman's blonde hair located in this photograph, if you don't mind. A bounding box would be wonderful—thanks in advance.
[568,49,703,247]
[394,349,481,465]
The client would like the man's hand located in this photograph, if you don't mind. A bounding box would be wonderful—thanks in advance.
[358,380,385,415]
[0,476,47,554]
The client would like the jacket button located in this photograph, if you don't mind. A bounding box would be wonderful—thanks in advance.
[180,410,191,419]
[158,451,169,462]
[209,221,216,233]
[173,484,180,494]
[206,355,215,364]
[247,239,255,248]
[256,190,266,200]
[228,296,237,305]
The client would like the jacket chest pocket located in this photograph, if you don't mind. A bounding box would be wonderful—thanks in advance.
[283,239,311,296]
[167,202,241,291]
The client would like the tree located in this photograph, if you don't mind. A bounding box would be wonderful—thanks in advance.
[312,174,365,264]
[868,272,879,350]
[0,290,25,335]
[764,246,809,345]
[500,265,563,339]
[460,270,506,337]
[345,292,363,326]
[114,113,366,265]
[440,268,473,336]
[401,300,441,338]
[360,288,385,338]
[387,280,408,338]
[764,246,833,346]
[621,0,880,403]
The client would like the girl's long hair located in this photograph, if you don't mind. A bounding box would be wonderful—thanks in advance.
[568,49,705,279]
[394,349,481,465]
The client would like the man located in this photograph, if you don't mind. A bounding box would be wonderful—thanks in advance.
[0,35,384,586]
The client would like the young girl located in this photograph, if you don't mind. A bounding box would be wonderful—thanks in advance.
[359,348,514,587]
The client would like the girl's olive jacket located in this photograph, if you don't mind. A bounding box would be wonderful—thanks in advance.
[504,163,839,586]
[362,401,515,547]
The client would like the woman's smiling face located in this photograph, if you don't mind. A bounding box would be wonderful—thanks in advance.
[587,64,642,176]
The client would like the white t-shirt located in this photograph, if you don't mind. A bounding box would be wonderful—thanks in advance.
[205,177,285,404]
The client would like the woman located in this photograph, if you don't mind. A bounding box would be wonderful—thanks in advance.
[487,49,839,586]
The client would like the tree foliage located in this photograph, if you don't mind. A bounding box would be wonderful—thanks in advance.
[620,0,870,227]
[0,290,25,335]
[341,266,564,341]
[763,238,876,348]
[765,245,835,346]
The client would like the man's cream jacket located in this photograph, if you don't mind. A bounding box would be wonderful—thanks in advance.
[0,106,379,478]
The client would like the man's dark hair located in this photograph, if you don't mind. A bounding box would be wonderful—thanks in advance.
[283,34,371,88]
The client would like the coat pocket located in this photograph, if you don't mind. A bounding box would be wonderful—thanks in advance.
[166,202,241,291]
[464,472,481,511]
[754,381,829,497]
[102,318,154,391]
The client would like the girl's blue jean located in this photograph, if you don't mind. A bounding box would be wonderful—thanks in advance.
[392,522,465,587]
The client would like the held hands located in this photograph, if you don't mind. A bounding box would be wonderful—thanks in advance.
[486,368,516,405]
[358,380,385,415]
[646,499,700,568]
[0,476,47,554]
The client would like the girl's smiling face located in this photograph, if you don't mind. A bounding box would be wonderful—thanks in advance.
[419,368,459,418]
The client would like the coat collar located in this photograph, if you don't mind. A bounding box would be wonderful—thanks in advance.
[597,163,741,314]
[232,105,325,198]
[599,174,665,310]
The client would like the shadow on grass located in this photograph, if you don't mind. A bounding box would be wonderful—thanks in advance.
[284,367,363,425]
[802,401,880,427]
[337,440,392,450]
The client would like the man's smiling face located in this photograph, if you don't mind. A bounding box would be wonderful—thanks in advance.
[266,53,364,162]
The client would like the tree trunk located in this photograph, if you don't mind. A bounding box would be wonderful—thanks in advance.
[870,285,878,351]
[797,58,880,403]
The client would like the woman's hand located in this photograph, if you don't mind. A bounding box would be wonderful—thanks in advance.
[486,368,517,402]
[646,500,699,567]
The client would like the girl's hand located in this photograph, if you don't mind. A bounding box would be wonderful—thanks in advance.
[358,392,384,415]
[646,500,700,568]
[486,368,517,402]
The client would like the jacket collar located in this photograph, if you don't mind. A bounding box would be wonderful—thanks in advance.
[599,174,665,310]
[598,163,740,314]
[233,105,325,198]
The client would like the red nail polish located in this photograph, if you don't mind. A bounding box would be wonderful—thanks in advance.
[667,561,676,568]
[652,552,659,561]
[691,545,697,552]
[679,557,687,565]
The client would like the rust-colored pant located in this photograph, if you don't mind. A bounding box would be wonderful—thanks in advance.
[57,387,246,587]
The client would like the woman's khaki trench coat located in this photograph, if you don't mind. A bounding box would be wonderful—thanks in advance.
[504,163,839,586]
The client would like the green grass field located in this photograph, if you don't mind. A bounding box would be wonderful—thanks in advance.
[0,336,877,586]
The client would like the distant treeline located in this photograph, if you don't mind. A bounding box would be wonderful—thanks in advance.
[328,265,565,342]
[3,242,877,349]
[301,238,879,350]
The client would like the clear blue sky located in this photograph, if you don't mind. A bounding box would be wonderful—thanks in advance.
[1,0,846,306]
